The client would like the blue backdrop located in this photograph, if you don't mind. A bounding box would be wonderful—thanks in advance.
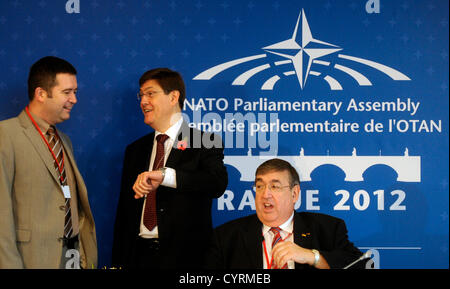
[0,0,448,268]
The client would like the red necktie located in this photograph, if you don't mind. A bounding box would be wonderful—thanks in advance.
[270,227,287,269]
[143,134,169,231]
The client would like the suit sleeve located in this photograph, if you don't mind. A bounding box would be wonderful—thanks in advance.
[175,134,228,198]
[0,125,25,268]
[111,144,136,268]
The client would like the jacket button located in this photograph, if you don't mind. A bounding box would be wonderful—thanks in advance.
[160,208,164,212]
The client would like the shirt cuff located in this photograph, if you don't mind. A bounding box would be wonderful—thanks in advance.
[161,167,177,188]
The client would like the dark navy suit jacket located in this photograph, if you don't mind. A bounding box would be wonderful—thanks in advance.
[112,123,228,269]
[205,212,364,269]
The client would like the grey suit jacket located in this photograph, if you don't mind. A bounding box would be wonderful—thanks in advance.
[0,110,97,269]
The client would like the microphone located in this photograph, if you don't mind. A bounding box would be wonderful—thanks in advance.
[343,251,372,269]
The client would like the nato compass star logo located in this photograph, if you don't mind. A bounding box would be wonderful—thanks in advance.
[262,9,342,89]
[194,9,411,91]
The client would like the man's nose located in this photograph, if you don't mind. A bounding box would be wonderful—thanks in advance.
[262,185,272,198]
[70,92,77,104]
[141,97,149,106]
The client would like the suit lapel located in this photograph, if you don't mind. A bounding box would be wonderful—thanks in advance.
[165,122,190,168]
[18,111,61,186]
[59,133,88,206]
[142,132,155,171]
[165,145,182,169]
[59,133,79,184]
[293,212,313,249]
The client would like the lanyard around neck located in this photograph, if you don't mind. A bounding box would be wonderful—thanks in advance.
[25,106,65,184]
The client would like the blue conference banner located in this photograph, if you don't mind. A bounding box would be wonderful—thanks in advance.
[0,0,448,268]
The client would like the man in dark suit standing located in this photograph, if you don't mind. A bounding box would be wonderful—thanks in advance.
[205,158,364,269]
[112,68,228,269]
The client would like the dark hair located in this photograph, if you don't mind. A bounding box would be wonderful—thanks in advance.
[27,56,77,101]
[255,158,300,187]
[139,68,185,110]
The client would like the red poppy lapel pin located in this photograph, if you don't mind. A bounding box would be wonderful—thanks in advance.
[176,137,188,151]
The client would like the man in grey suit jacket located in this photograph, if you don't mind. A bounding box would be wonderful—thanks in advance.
[0,56,97,269]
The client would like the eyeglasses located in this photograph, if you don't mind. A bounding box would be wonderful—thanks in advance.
[137,90,164,101]
[252,183,292,194]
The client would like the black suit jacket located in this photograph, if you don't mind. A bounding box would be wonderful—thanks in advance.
[112,123,228,269]
[205,212,364,269]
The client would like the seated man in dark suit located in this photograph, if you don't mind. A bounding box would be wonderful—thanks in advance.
[205,158,365,269]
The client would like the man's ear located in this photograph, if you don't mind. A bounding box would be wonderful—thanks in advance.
[34,87,48,102]
[170,90,180,106]
[292,184,300,204]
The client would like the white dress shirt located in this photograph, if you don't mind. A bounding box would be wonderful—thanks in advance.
[262,212,295,269]
[139,117,183,239]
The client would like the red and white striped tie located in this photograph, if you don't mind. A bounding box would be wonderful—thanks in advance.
[270,227,287,269]
[47,126,72,238]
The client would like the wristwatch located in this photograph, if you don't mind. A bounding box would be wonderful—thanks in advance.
[311,249,320,267]
[158,167,166,181]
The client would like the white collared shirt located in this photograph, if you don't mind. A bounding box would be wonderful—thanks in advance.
[139,117,183,239]
[262,212,295,269]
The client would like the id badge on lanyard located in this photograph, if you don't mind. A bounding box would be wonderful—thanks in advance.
[62,185,71,198]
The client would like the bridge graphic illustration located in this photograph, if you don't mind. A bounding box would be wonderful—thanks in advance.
[224,149,421,182]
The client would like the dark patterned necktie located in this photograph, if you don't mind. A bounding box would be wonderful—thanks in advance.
[270,227,288,269]
[47,126,72,238]
[143,134,169,231]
